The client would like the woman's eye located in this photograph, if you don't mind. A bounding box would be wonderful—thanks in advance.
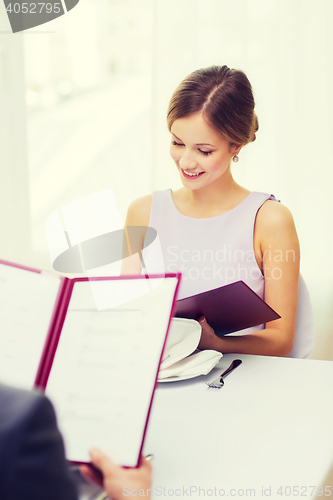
[172,140,184,146]
[199,149,213,156]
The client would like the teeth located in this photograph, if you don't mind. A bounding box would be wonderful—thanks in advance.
[184,170,203,177]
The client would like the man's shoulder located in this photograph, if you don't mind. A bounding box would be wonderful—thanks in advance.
[0,383,45,415]
[0,384,52,438]
[0,384,77,500]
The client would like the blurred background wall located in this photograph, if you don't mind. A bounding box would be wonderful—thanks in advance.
[0,0,332,359]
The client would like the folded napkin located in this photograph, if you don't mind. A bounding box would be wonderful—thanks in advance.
[160,318,202,369]
[158,350,222,380]
[158,318,222,381]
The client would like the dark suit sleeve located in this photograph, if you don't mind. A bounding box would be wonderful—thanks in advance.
[10,393,78,500]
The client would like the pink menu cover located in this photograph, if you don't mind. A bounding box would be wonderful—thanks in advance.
[39,273,181,467]
[0,259,181,467]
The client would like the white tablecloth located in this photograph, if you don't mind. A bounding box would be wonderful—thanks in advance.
[144,354,333,500]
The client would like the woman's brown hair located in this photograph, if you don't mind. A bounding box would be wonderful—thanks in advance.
[167,65,258,147]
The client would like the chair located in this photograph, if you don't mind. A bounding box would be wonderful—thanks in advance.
[287,275,314,358]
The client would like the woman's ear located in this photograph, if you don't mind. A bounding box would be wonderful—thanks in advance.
[234,145,242,156]
[229,143,242,156]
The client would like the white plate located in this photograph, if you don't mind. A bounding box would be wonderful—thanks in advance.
[158,371,208,383]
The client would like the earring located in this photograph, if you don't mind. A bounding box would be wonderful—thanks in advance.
[232,154,239,163]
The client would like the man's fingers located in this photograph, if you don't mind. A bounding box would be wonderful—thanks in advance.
[139,454,153,471]
[79,464,104,488]
[89,449,152,481]
[89,448,119,476]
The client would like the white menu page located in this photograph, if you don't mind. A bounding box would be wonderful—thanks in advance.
[0,263,62,389]
[45,276,178,467]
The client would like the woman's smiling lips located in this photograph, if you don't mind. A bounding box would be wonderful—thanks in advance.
[181,168,205,180]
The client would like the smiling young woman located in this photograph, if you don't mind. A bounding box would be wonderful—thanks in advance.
[121,65,312,358]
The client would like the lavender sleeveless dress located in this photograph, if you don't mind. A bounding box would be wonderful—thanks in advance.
[142,189,314,357]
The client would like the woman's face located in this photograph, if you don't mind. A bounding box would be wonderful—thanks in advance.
[170,113,238,190]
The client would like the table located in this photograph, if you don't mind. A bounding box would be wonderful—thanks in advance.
[144,354,333,500]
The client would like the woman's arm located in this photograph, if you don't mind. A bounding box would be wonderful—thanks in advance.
[199,201,300,357]
[121,195,152,275]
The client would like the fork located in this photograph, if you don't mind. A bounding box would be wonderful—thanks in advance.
[206,359,242,388]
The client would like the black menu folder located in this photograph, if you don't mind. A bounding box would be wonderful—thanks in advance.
[175,280,280,335]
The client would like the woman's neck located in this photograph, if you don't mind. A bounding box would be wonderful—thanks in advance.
[179,173,248,217]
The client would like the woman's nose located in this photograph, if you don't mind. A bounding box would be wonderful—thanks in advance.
[178,151,197,170]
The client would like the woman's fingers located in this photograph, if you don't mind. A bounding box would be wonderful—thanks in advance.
[198,316,220,350]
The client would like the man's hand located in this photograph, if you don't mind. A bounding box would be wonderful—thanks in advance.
[80,449,152,500]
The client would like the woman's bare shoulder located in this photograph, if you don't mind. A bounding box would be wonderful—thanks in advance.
[255,199,299,254]
[125,194,153,226]
[256,199,296,233]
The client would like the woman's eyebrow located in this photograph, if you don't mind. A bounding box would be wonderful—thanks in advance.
[171,132,183,141]
[171,132,215,147]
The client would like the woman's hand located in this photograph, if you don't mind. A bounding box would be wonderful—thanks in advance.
[198,316,221,351]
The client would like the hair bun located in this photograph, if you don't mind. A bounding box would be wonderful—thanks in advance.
[251,114,259,142]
